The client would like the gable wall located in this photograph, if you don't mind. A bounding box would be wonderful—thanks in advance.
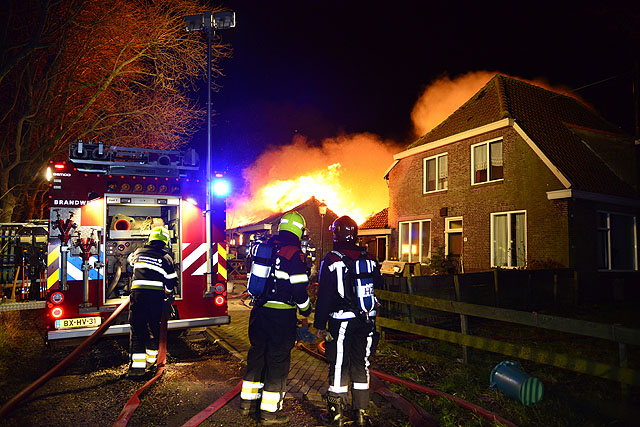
[388,126,570,271]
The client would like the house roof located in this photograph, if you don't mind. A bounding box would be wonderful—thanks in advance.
[229,196,337,232]
[407,74,638,198]
[360,208,388,230]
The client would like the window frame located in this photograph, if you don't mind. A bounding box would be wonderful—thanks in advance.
[471,137,504,185]
[490,210,527,268]
[398,219,431,263]
[596,211,638,271]
[423,152,448,194]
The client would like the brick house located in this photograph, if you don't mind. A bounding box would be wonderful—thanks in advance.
[385,74,639,274]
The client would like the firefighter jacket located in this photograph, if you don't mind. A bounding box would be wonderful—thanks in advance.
[129,243,178,292]
[313,242,382,331]
[262,231,311,316]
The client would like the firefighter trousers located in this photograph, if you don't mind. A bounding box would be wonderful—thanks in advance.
[128,289,164,368]
[241,305,297,413]
[325,316,379,410]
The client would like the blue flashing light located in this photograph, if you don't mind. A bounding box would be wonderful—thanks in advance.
[212,178,231,198]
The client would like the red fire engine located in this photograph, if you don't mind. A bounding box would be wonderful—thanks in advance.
[44,142,230,341]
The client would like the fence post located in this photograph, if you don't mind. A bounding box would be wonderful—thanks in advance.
[573,270,579,306]
[404,265,415,323]
[493,269,499,307]
[615,323,629,399]
[453,274,468,364]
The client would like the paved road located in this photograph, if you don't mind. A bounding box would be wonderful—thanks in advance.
[206,281,328,405]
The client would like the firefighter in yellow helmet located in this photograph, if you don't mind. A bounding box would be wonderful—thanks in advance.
[240,211,312,424]
[126,226,177,378]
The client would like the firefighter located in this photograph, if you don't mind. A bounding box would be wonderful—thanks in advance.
[127,226,177,378]
[314,216,381,426]
[240,211,312,424]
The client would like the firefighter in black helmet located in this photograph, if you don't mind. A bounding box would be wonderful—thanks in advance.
[127,226,177,378]
[314,216,381,426]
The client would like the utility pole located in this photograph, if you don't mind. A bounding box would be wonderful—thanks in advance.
[184,11,235,295]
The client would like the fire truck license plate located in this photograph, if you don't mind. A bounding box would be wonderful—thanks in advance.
[55,316,102,330]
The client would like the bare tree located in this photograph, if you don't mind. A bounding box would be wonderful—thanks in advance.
[0,0,231,221]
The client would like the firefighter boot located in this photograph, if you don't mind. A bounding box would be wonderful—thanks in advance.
[239,398,259,417]
[355,409,368,426]
[127,367,146,379]
[128,353,147,379]
[325,394,345,426]
[145,348,158,372]
[259,410,289,425]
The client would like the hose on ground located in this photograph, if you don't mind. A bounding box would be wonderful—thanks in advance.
[313,340,517,427]
[0,297,131,419]
[180,381,243,427]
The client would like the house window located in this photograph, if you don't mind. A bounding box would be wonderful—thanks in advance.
[491,210,526,268]
[472,138,503,184]
[423,153,448,193]
[398,220,431,263]
[597,212,638,271]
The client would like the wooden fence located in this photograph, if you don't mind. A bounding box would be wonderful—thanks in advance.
[381,267,640,310]
[375,288,640,387]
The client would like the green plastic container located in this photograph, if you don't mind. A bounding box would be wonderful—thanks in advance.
[490,361,543,405]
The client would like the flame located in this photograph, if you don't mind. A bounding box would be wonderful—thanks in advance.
[227,134,401,228]
[229,71,584,230]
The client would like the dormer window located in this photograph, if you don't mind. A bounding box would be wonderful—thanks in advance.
[423,153,448,193]
[472,138,503,185]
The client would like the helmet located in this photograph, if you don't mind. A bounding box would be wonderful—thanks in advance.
[148,226,170,246]
[278,211,306,239]
[331,216,358,243]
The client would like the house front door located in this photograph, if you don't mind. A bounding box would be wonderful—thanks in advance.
[445,217,463,272]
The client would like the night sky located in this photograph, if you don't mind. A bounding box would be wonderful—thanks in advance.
[201,1,639,183]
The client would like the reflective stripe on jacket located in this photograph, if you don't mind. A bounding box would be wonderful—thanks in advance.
[129,244,177,291]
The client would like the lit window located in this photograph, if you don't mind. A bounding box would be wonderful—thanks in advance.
[472,138,503,184]
[491,211,526,268]
[398,220,430,262]
[423,153,448,193]
[597,212,638,271]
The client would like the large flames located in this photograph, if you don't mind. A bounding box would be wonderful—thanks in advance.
[227,71,579,228]
[227,134,400,227]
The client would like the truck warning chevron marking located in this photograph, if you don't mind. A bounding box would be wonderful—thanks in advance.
[182,243,208,273]
[217,243,227,281]
[47,244,60,289]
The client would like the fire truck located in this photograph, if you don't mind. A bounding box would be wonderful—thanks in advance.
[44,141,230,342]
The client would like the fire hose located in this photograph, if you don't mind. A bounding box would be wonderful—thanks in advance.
[180,381,242,427]
[295,341,439,426]
[307,340,518,427]
[0,297,131,419]
[178,338,440,427]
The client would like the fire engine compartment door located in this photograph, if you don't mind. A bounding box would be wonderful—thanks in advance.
[104,195,181,303]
